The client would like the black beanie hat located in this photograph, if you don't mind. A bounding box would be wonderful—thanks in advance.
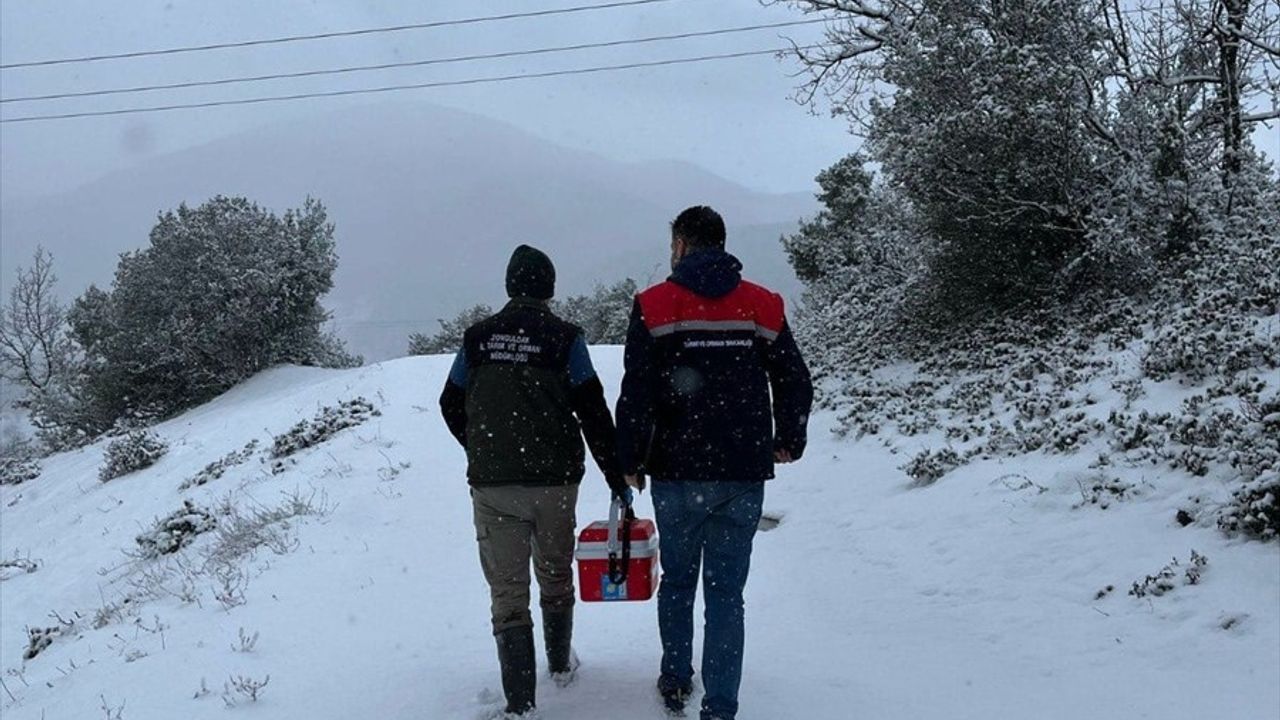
[506,244,556,300]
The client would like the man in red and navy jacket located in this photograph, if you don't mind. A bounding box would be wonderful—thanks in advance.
[615,205,813,720]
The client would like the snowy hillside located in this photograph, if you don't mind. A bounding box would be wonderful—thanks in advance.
[1,350,1277,720]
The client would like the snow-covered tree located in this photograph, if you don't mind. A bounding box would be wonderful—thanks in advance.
[551,278,637,344]
[781,155,927,374]
[408,304,494,356]
[867,0,1102,310]
[776,0,1279,310]
[782,154,920,295]
[408,278,639,356]
[69,196,355,425]
[1069,0,1279,289]
[0,249,97,449]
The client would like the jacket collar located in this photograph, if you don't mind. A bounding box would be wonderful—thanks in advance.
[505,296,551,311]
[669,248,743,299]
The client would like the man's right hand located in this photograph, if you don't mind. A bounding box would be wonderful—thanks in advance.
[625,473,647,492]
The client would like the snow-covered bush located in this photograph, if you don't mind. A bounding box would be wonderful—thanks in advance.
[180,440,259,491]
[268,398,379,473]
[25,384,102,454]
[1141,204,1280,385]
[0,552,40,580]
[1044,412,1106,454]
[0,452,40,486]
[1130,551,1208,598]
[903,447,963,487]
[99,431,168,482]
[135,501,217,559]
[100,403,170,439]
[24,626,61,661]
[1143,303,1278,383]
[1073,476,1140,510]
[1107,410,1172,460]
[1173,446,1214,477]
[834,378,939,439]
[1222,394,1280,482]
[1218,472,1280,541]
[23,612,77,661]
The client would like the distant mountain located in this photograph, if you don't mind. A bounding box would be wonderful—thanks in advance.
[0,101,815,359]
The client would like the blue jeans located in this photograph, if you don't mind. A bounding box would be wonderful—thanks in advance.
[652,480,765,720]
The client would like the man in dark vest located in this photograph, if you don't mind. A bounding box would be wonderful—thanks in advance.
[616,206,814,720]
[439,245,626,717]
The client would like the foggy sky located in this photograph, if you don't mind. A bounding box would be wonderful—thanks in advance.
[0,0,855,198]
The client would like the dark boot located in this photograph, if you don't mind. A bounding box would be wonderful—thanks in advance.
[658,674,693,716]
[543,607,579,687]
[495,626,537,715]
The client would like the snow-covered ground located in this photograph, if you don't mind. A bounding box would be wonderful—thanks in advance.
[1,350,1277,719]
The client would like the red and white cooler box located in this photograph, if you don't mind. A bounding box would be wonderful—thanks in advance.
[576,498,659,602]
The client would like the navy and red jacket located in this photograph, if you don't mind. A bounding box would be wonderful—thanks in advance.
[615,249,814,482]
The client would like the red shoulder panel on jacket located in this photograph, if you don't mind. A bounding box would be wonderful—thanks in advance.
[637,280,785,340]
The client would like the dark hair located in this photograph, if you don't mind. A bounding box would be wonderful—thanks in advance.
[670,205,726,249]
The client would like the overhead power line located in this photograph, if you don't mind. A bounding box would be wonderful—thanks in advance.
[0,0,683,70]
[0,19,827,104]
[0,45,817,125]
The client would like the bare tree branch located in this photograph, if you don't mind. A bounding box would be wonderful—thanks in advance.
[1236,28,1280,54]
[768,0,918,129]
[0,248,71,394]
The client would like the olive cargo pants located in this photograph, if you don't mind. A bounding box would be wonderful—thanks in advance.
[472,485,580,634]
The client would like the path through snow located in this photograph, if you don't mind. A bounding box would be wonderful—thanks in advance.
[1,352,1276,719]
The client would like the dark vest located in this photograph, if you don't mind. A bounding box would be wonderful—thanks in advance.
[460,299,586,486]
